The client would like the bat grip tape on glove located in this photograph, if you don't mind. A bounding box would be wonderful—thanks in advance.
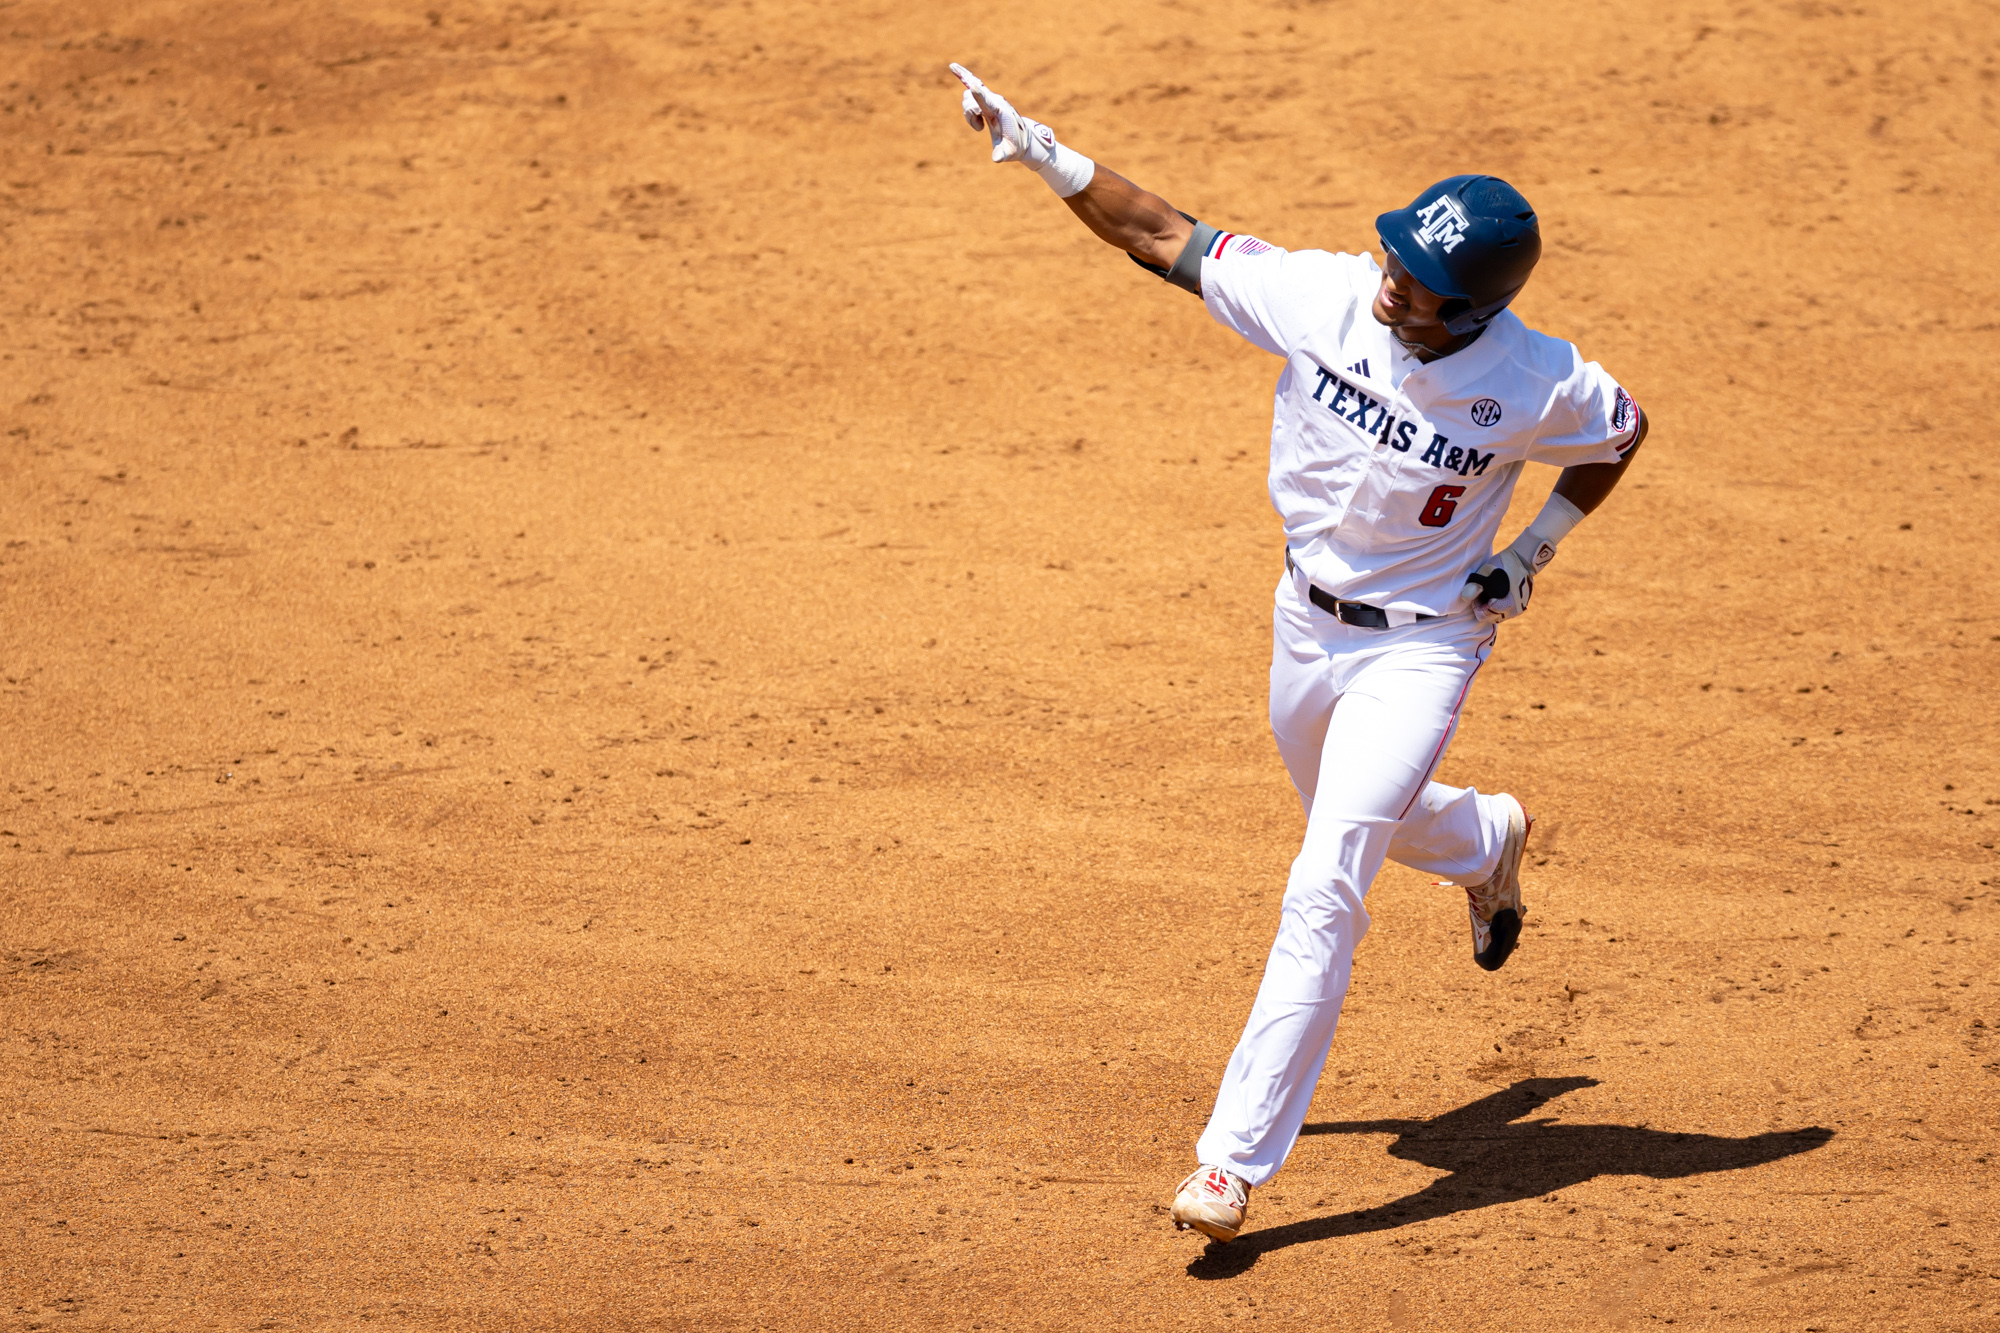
[1465,565,1512,602]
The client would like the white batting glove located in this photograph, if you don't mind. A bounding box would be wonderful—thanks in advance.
[1464,543,1540,622]
[1464,494,1585,623]
[949,62,1095,198]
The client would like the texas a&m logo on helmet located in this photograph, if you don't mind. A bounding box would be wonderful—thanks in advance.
[1414,195,1471,253]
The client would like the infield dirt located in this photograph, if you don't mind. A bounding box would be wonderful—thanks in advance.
[4,1,1998,1329]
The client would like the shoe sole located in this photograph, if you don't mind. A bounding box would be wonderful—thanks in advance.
[1172,1213,1242,1243]
[1473,797,1532,972]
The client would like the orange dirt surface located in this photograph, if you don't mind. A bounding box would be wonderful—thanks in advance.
[4,1,1998,1328]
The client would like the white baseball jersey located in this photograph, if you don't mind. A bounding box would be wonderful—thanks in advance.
[1199,236,1639,619]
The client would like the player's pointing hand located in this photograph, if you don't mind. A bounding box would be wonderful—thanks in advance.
[950,62,1039,166]
[948,63,1095,197]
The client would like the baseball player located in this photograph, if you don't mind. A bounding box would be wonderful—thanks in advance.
[948,65,1647,1243]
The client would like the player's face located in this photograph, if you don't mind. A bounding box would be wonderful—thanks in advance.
[1371,248,1451,331]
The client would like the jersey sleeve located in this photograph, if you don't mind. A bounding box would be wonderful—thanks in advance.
[1199,238,1357,358]
[1525,356,1641,467]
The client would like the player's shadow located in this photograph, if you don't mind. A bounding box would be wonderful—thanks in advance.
[1186,1076,1832,1279]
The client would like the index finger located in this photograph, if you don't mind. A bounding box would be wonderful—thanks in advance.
[949,62,984,93]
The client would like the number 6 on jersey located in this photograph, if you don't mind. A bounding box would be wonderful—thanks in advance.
[1419,484,1466,528]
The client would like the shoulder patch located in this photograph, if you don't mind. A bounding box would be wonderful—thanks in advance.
[1612,387,1637,435]
[1208,232,1273,259]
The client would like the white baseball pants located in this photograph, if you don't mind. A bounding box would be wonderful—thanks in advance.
[1193,570,1508,1187]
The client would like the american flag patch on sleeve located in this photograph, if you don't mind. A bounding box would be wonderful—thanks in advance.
[1206,232,1272,259]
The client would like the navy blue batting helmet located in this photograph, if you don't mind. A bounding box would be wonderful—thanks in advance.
[1376,175,1541,337]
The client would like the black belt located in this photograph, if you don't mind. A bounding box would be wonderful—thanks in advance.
[1287,551,1435,630]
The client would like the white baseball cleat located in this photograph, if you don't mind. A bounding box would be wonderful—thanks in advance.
[1171,1165,1251,1242]
[1466,794,1533,972]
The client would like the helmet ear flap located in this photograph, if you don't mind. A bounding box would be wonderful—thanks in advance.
[1442,283,1529,337]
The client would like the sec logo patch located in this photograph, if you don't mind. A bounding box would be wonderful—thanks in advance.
[1470,398,1503,427]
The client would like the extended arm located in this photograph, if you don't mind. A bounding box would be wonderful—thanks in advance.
[951,63,1193,269]
[1060,167,1193,269]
